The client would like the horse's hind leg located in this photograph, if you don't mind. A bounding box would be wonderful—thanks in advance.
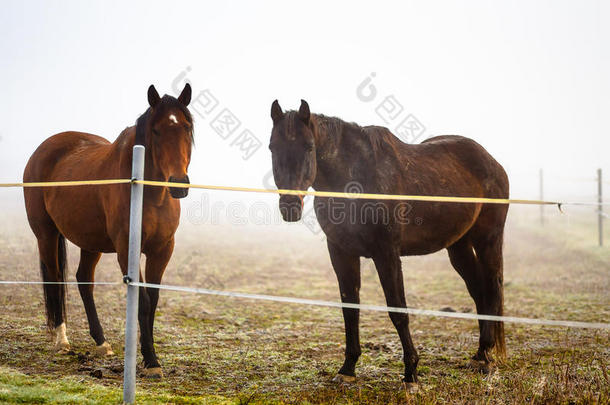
[25,189,70,352]
[36,230,70,353]
[471,230,506,362]
[447,231,505,370]
[76,249,113,356]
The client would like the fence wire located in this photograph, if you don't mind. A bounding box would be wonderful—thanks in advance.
[2,279,607,330]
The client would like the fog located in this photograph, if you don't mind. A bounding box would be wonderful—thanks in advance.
[1,0,608,214]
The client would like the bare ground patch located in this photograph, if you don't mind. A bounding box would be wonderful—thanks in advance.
[0,206,608,404]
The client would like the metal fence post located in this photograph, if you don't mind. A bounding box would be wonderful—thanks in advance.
[123,145,145,404]
[539,168,544,225]
[598,168,603,247]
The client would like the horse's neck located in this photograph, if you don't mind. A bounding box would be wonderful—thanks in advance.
[312,115,372,191]
[114,126,169,205]
[110,127,137,176]
[143,144,172,205]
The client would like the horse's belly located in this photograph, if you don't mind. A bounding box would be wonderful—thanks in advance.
[399,225,464,256]
[399,202,480,255]
[61,226,115,253]
[316,200,480,258]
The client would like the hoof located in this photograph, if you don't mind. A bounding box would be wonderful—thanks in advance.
[332,373,356,384]
[401,382,419,394]
[53,323,70,353]
[95,341,114,357]
[141,367,163,379]
[54,341,71,354]
[469,359,495,375]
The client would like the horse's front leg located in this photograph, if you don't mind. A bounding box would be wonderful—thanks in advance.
[76,249,114,356]
[372,248,419,387]
[327,240,362,383]
[138,239,174,378]
[116,237,171,378]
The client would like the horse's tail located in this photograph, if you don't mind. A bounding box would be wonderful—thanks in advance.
[494,280,506,361]
[494,322,506,360]
[40,234,67,330]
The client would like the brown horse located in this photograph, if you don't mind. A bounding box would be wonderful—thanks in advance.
[269,100,509,387]
[23,84,193,378]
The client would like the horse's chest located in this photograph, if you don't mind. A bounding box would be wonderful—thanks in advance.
[314,198,390,257]
[140,205,180,252]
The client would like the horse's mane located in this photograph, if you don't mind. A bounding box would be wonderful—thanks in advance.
[312,113,399,156]
[313,114,351,138]
[135,95,194,146]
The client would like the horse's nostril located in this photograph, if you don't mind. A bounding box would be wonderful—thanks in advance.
[168,175,190,199]
[279,196,303,222]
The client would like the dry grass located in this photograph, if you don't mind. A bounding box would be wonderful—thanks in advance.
[0,203,608,404]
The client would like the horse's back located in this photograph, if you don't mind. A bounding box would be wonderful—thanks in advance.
[358,129,508,196]
[357,130,509,199]
[24,131,112,182]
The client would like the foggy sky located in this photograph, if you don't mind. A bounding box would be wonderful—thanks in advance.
[1,0,608,208]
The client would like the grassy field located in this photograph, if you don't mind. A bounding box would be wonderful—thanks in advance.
[0,203,608,404]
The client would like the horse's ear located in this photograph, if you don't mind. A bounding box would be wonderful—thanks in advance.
[298,99,310,123]
[178,83,192,106]
[148,85,161,108]
[271,100,284,124]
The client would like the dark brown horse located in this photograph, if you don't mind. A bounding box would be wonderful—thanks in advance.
[269,100,509,387]
[23,84,193,378]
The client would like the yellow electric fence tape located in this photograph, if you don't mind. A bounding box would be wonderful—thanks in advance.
[0,179,131,187]
[136,180,559,206]
[2,178,603,208]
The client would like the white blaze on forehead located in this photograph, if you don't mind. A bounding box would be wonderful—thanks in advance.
[169,114,178,124]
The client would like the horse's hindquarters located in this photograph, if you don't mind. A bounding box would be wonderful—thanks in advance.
[23,132,120,253]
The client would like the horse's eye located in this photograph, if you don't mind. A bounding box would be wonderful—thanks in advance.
[152,129,160,136]
[306,144,314,152]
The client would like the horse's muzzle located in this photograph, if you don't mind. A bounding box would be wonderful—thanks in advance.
[279,195,304,222]
[168,175,190,199]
